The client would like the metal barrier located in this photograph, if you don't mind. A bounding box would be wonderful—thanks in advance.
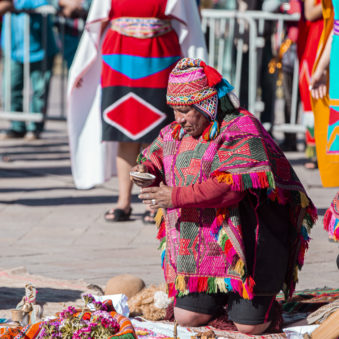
[0,8,303,135]
[201,9,303,134]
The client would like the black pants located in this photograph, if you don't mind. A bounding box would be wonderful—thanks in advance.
[175,292,276,325]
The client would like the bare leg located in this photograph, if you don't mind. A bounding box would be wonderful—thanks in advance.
[174,307,213,327]
[174,307,271,334]
[105,142,140,220]
[116,141,141,210]
[234,322,271,335]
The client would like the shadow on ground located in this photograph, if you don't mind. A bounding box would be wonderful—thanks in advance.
[0,287,82,309]
[1,167,71,177]
[0,187,74,193]
[0,194,140,206]
[0,142,68,149]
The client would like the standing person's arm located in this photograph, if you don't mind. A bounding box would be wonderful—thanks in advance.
[74,18,109,88]
[100,19,109,35]
[304,0,322,21]
[310,28,333,99]
[0,0,14,16]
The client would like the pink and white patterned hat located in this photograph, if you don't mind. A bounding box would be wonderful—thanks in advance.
[167,58,220,121]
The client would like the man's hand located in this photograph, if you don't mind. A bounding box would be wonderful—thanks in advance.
[75,77,83,88]
[139,182,173,209]
[130,164,155,187]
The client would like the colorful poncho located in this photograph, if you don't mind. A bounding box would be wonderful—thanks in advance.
[138,109,317,300]
[324,192,339,241]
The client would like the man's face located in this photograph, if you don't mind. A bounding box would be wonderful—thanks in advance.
[171,105,210,137]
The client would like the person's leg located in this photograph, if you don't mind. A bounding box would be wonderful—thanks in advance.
[227,293,275,335]
[281,68,297,151]
[105,141,141,221]
[117,141,139,209]
[174,293,226,327]
[239,51,249,109]
[28,57,55,136]
[174,307,213,327]
[9,60,26,134]
[260,37,277,131]
[234,322,271,335]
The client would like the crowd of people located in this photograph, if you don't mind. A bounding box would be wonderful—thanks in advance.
[0,0,338,335]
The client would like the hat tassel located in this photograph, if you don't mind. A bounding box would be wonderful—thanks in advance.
[203,120,219,141]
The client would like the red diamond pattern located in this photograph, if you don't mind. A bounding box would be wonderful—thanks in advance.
[103,93,165,140]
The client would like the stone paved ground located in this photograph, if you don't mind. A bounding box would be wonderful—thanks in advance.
[0,119,163,288]
[0,117,338,313]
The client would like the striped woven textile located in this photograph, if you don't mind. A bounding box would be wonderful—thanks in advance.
[111,17,172,38]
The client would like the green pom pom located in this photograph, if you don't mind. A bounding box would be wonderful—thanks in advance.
[220,95,236,114]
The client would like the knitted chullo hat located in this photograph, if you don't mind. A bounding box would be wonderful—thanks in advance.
[167,58,238,140]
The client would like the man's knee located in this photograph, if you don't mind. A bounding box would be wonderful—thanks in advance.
[234,321,271,335]
[174,307,213,327]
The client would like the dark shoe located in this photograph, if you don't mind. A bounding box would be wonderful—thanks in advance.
[142,210,156,224]
[104,208,132,222]
[0,130,26,140]
[24,131,40,141]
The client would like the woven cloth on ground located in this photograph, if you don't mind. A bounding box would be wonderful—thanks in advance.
[307,299,339,324]
[138,107,317,301]
[276,287,339,325]
[132,318,286,339]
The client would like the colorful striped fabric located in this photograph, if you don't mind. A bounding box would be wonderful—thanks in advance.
[334,19,339,35]
[111,17,172,38]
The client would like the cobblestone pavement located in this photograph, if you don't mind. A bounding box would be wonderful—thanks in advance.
[0,119,338,291]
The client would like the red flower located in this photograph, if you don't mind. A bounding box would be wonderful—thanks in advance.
[82,312,91,321]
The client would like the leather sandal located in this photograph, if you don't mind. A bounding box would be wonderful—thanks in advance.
[104,208,132,222]
[142,210,156,224]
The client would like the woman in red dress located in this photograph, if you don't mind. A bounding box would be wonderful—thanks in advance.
[298,0,323,168]
[67,0,207,221]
